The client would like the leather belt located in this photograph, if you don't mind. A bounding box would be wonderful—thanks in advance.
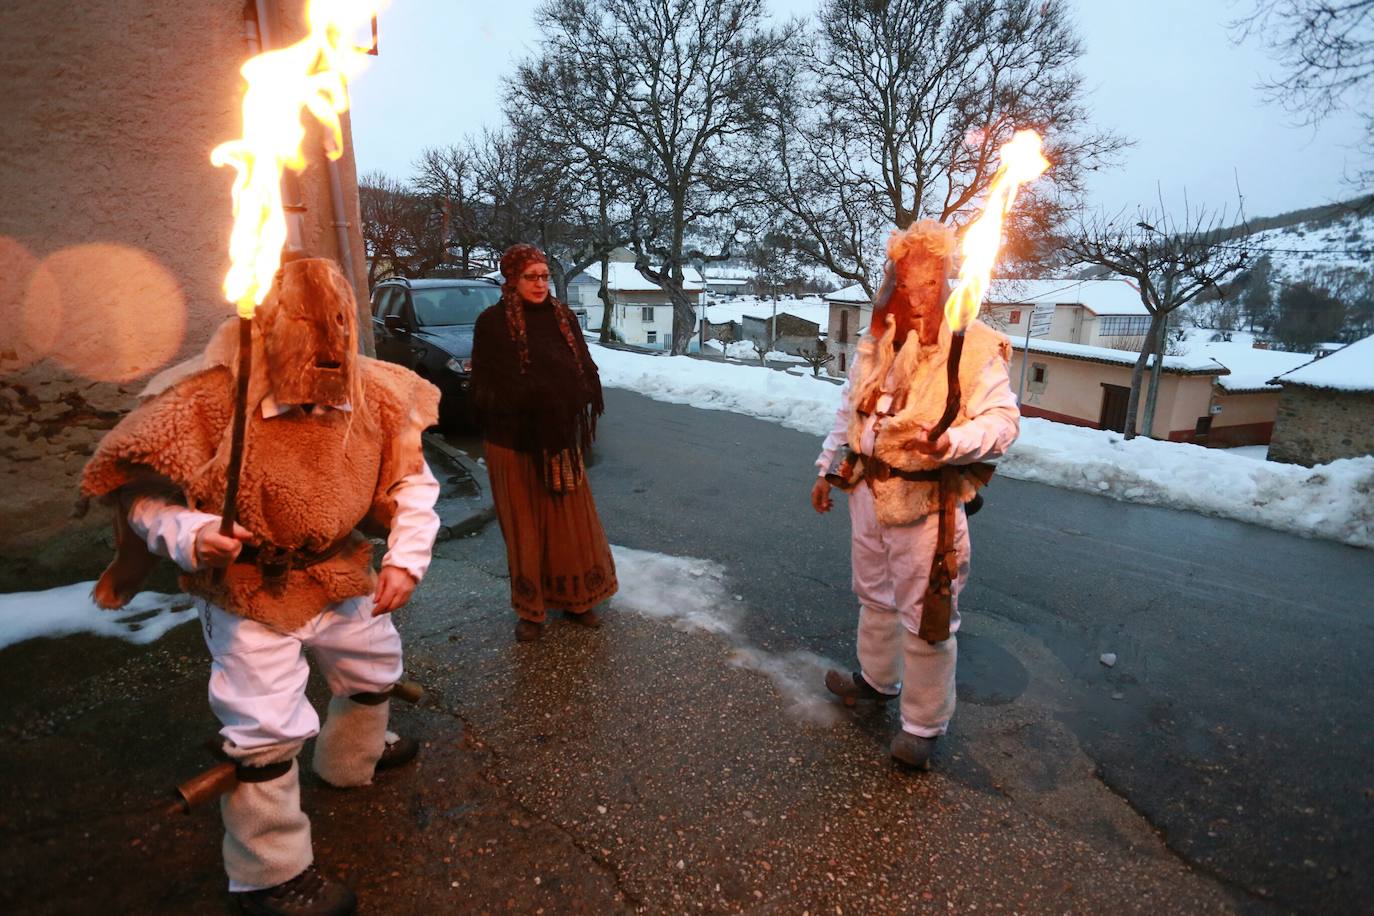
[235,532,358,582]
[862,457,943,483]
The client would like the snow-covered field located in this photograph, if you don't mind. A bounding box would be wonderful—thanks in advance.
[591,343,1373,549]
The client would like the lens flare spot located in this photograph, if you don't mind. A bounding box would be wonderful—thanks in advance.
[38,244,187,383]
[0,237,60,375]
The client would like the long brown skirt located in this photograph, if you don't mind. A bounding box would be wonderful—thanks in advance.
[485,442,618,622]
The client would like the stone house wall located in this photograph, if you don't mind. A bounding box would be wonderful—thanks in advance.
[1267,387,1374,466]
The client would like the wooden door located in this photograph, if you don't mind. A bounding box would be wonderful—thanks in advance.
[1099,384,1130,432]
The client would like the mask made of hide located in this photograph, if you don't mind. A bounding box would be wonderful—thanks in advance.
[258,257,358,406]
[872,220,956,347]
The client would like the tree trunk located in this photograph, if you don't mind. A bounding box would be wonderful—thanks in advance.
[1124,311,1165,440]
[667,281,697,355]
[550,257,569,303]
[1141,314,1170,439]
[597,251,615,344]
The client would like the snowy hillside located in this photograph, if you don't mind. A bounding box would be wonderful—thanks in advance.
[1245,206,1374,285]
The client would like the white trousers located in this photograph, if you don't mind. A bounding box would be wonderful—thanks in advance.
[197,595,403,891]
[198,595,403,753]
[848,482,970,738]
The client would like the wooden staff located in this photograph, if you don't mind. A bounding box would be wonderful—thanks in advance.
[211,316,253,584]
[927,330,965,441]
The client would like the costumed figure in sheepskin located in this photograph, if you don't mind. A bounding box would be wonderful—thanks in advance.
[810,221,1020,772]
[80,256,441,915]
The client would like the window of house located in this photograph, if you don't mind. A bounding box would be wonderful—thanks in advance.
[1031,364,1047,384]
[647,330,657,344]
[838,309,849,342]
[1099,316,1151,336]
[839,351,846,373]
[1009,309,1022,324]
[641,306,655,322]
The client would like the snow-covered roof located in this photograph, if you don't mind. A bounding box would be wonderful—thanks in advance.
[704,277,751,286]
[824,284,872,305]
[986,278,1150,316]
[575,262,704,292]
[700,297,830,329]
[821,277,1151,316]
[1195,341,1313,393]
[1011,337,1229,375]
[1272,335,1374,391]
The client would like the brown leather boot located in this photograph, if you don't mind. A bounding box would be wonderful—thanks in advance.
[824,669,898,708]
[514,619,543,642]
[563,608,602,628]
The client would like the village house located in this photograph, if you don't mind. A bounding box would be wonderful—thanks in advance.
[566,248,703,349]
[740,311,822,355]
[0,0,370,586]
[1267,335,1374,465]
[822,285,875,377]
[981,278,1154,348]
[1011,338,1311,444]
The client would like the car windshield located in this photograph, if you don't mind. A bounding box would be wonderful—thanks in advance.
[410,285,502,326]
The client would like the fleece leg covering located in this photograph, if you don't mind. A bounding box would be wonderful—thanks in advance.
[312,696,389,788]
[898,629,957,738]
[221,759,312,893]
[855,604,904,694]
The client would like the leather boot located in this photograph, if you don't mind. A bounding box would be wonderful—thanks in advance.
[233,864,356,916]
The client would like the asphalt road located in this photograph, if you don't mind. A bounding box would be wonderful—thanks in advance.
[2,386,1369,914]
[582,386,1374,913]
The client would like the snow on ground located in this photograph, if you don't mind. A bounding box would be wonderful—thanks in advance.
[1225,445,1270,461]
[0,583,197,651]
[592,342,1373,548]
[609,544,841,725]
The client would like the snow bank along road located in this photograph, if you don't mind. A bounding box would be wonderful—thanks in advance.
[590,342,1373,549]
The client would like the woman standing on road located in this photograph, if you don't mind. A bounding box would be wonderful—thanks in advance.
[470,243,618,641]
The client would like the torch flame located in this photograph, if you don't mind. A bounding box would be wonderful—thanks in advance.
[944,129,1049,332]
[212,0,383,318]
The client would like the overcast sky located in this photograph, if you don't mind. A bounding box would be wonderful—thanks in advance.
[348,0,1369,220]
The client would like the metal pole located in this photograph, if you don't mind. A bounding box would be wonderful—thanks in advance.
[1017,308,1033,404]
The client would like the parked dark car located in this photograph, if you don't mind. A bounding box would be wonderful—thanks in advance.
[369,276,503,430]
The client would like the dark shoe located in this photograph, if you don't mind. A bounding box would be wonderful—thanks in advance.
[233,865,356,916]
[376,735,420,773]
[890,731,937,771]
[824,669,897,708]
[515,619,544,642]
[563,608,602,628]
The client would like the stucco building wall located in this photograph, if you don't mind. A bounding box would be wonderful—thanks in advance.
[0,0,369,583]
[1010,349,1216,440]
[1267,387,1374,465]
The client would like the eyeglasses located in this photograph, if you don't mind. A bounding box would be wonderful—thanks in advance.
[520,272,551,282]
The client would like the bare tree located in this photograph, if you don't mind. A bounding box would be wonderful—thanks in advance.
[795,338,836,376]
[761,0,1127,295]
[358,171,451,283]
[1237,0,1374,188]
[411,145,486,275]
[525,0,797,354]
[509,55,642,340]
[1062,202,1253,439]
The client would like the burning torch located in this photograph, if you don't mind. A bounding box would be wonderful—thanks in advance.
[927,129,1050,442]
[208,0,382,561]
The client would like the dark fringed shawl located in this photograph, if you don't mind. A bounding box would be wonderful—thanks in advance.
[470,294,604,480]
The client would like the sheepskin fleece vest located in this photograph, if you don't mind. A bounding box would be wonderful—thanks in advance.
[81,357,439,632]
[847,319,1010,526]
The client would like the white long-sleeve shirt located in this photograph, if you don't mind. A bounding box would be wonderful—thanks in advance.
[815,345,1020,476]
[127,397,442,583]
